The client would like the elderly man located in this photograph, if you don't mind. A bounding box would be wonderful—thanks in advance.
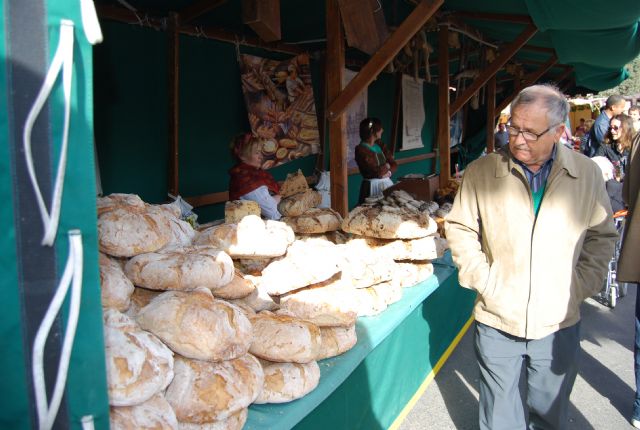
[445,84,617,430]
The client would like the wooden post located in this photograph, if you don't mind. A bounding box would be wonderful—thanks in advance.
[168,12,180,197]
[486,74,496,153]
[326,0,348,216]
[389,72,403,153]
[438,24,450,188]
[450,23,537,116]
[327,0,443,121]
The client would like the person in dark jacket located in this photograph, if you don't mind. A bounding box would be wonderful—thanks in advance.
[355,117,397,204]
[584,95,626,156]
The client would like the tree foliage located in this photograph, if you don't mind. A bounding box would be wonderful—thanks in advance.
[598,56,640,97]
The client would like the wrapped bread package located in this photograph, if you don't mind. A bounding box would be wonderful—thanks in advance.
[137,288,252,362]
[225,200,261,224]
[254,359,321,404]
[195,215,294,258]
[260,240,340,295]
[277,189,322,217]
[282,207,343,234]
[316,325,358,360]
[99,253,134,311]
[249,312,322,363]
[109,394,178,430]
[125,246,234,292]
[103,309,174,407]
[165,355,263,423]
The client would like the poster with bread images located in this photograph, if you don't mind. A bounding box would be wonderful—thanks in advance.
[239,53,321,169]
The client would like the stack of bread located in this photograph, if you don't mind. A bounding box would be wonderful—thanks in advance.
[278,170,343,237]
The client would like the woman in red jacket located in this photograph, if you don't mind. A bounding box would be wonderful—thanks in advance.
[355,117,397,204]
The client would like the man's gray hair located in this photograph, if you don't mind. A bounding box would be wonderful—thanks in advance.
[511,84,569,128]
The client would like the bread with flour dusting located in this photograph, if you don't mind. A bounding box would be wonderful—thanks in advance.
[109,393,178,429]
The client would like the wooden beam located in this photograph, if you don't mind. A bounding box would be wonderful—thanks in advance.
[495,55,557,114]
[486,75,496,153]
[179,0,227,24]
[168,12,180,197]
[450,23,537,116]
[452,11,532,24]
[327,0,444,121]
[437,24,451,188]
[326,0,348,216]
[521,45,555,54]
[389,72,403,153]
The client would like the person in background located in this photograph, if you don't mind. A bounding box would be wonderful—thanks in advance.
[596,113,633,180]
[355,117,397,204]
[592,156,625,213]
[494,122,509,150]
[446,84,617,430]
[575,118,587,137]
[585,94,626,156]
[621,131,640,428]
[629,105,640,135]
[228,133,282,220]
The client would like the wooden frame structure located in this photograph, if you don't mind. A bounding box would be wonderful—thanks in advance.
[96,1,571,215]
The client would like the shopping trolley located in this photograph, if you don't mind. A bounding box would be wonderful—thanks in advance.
[598,209,628,308]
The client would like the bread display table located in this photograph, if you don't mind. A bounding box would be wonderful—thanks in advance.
[245,252,476,429]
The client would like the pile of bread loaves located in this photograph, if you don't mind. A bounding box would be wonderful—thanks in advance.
[97,175,448,430]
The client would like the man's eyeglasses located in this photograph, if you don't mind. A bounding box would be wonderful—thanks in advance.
[506,124,561,142]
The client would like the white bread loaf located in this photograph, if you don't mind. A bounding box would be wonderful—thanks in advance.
[282,207,343,234]
[165,355,263,423]
[137,288,252,362]
[341,204,437,239]
[334,242,396,289]
[391,261,435,288]
[279,277,358,327]
[98,206,172,257]
[124,246,234,292]
[249,312,321,363]
[99,253,134,311]
[211,270,255,300]
[126,287,162,318]
[254,359,320,404]
[349,285,388,317]
[97,193,146,217]
[277,189,322,217]
[279,169,309,198]
[164,218,197,248]
[178,408,247,430]
[103,309,174,407]
[148,202,183,220]
[195,216,294,258]
[109,394,178,430]
[370,281,403,305]
[350,234,445,261]
[316,325,357,360]
[260,240,340,295]
[225,200,260,224]
[228,279,278,312]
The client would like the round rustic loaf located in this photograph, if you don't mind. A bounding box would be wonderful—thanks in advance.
[99,253,134,311]
[136,288,252,361]
[391,261,435,288]
[178,408,247,430]
[277,189,322,217]
[350,234,444,261]
[97,193,146,216]
[249,312,321,363]
[334,242,396,289]
[316,324,357,360]
[282,207,343,233]
[124,246,234,292]
[103,309,174,407]
[165,355,263,423]
[254,359,320,404]
[109,394,178,430]
[195,216,294,258]
[341,204,437,239]
[98,206,172,257]
[279,169,309,198]
[126,287,162,318]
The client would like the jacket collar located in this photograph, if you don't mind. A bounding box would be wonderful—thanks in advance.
[495,144,579,179]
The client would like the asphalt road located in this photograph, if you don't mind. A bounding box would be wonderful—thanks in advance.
[399,288,638,430]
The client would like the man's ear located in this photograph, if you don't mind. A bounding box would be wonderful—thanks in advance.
[553,123,566,141]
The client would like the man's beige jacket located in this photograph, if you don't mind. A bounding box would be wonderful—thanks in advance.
[445,144,618,339]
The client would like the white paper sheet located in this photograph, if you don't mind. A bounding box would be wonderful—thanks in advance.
[401,74,425,150]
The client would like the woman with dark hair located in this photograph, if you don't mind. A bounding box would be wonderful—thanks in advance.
[355,117,397,204]
[597,113,633,180]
